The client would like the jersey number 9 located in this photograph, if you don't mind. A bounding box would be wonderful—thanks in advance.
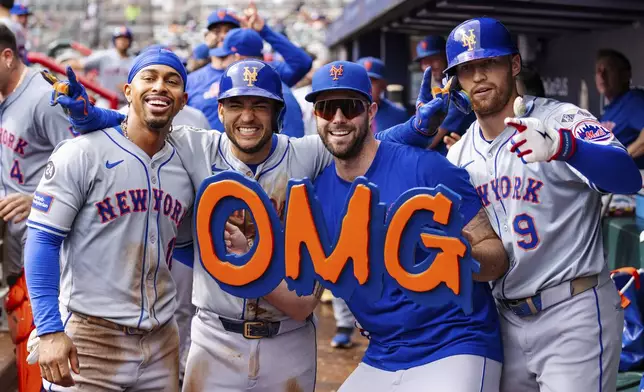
[513,214,539,250]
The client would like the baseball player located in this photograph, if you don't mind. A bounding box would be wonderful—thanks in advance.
[209,28,306,136]
[595,49,644,168]
[308,60,507,392]
[186,43,210,73]
[9,3,29,29]
[68,26,134,106]
[48,58,444,391]
[24,47,194,391]
[0,1,27,63]
[0,24,79,392]
[356,57,408,133]
[444,17,642,391]
[413,35,477,155]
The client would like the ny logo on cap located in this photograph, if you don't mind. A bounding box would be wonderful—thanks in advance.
[364,60,373,71]
[217,10,226,19]
[421,40,428,50]
[461,29,476,51]
[243,66,259,87]
[330,64,343,81]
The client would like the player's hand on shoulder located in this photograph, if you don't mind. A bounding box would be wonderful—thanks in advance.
[0,193,33,223]
[414,67,446,136]
[38,331,80,387]
[443,132,461,150]
[505,97,575,163]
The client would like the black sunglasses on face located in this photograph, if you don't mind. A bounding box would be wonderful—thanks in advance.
[314,99,368,121]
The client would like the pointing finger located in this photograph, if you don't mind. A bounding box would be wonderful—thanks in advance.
[66,66,78,87]
[416,66,433,107]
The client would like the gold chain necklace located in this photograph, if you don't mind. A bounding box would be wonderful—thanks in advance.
[120,119,172,142]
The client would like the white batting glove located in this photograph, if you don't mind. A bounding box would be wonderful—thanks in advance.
[26,328,40,365]
[505,117,576,163]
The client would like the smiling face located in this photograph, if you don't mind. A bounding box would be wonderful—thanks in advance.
[314,90,377,160]
[124,65,187,131]
[219,96,278,155]
[456,54,520,117]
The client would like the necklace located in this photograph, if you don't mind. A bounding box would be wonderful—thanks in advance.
[120,119,173,143]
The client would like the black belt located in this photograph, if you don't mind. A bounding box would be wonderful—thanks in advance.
[219,317,281,339]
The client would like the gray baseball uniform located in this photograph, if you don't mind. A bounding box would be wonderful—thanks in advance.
[447,96,624,392]
[83,49,133,105]
[164,127,332,392]
[27,126,194,391]
[0,68,76,281]
[119,105,209,381]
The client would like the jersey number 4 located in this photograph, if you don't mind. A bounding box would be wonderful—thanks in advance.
[10,160,24,184]
[513,214,540,250]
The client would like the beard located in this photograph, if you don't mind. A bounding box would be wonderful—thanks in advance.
[225,126,273,155]
[144,116,171,131]
[319,117,370,160]
[471,75,514,117]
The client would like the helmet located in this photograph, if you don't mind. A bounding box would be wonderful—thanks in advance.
[219,59,283,103]
[112,26,133,43]
[218,59,285,131]
[444,17,518,75]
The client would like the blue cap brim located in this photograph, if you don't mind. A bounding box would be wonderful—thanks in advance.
[305,86,372,103]
[210,47,231,58]
[414,49,442,62]
[366,72,384,80]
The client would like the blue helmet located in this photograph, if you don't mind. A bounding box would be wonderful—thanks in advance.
[112,26,133,43]
[219,60,284,103]
[219,60,285,131]
[444,17,518,75]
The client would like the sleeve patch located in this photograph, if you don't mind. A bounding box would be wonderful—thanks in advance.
[32,192,54,212]
[573,120,614,144]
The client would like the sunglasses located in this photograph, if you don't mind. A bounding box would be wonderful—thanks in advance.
[313,99,368,121]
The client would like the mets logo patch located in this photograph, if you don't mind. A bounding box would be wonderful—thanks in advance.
[573,120,614,144]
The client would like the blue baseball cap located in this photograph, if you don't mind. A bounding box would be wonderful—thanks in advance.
[305,61,372,103]
[10,4,30,16]
[207,9,241,30]
[415,35,446,61]
[192,43,210,60]
[357,57,386,80]
[210,28,263,58]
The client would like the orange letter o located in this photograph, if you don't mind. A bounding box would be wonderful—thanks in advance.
[196,179,274,286]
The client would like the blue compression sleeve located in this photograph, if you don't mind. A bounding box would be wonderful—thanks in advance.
[568,139,642,194]
[375,116,429,148]
[261,25,312,87]
[72,107,126,134]
[24,227,65,336]
[173,244,194,268]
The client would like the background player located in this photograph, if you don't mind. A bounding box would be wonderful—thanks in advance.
[0,24,79,392]
[308,60,508,392]
[0,0,27,63]
[356,57,408,133]
[445,17,641,392]
[25,47,194,391]
[48,57,448,392]
[68,26,134,106]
